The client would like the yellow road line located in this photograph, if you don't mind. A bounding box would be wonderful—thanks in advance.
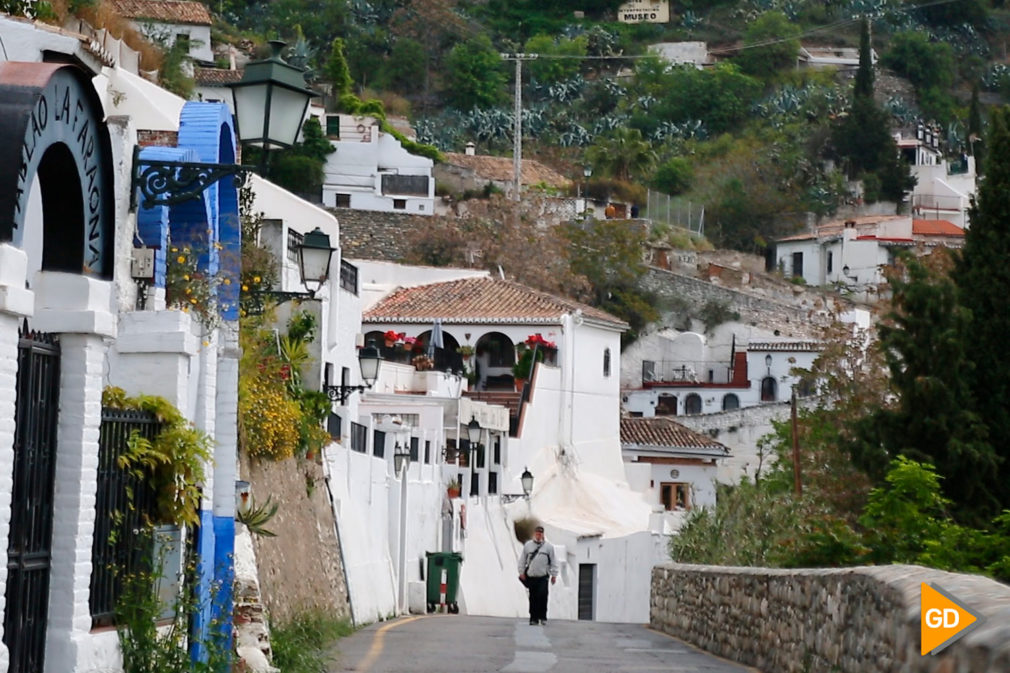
[355,616,423,671]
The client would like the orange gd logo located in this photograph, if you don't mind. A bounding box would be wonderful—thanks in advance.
[920,583,983,655]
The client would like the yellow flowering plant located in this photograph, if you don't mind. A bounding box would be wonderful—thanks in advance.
[165,243,223,329]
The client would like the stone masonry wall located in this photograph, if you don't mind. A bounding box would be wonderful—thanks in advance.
[241,453,352,626]
[651,563,1010,673]
[335,208,432,261]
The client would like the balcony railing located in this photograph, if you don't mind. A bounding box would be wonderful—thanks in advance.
[642,360,734,385]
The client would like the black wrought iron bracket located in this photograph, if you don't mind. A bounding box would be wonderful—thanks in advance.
[131,146,254,210]
[324,383,369,405]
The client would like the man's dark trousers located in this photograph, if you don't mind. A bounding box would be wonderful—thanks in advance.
[527,575,549,622]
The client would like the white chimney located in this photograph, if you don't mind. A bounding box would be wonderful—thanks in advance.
[465,141,476,156]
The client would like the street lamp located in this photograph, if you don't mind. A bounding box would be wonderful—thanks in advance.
[393,441,411,477]
[582,165,593,203]
[132,42,318,210]
[465,416,483,445]
[520,467,534,497]
[228,40,318,154]
[324,339,383,404]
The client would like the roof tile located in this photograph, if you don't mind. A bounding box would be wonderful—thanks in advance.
[620,417,728,451]
[912,219,964,236]
[195,67,242,85]
[362,276,627,328]
[112,0,212,25]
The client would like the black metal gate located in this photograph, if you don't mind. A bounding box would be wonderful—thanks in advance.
[4,324,60,673]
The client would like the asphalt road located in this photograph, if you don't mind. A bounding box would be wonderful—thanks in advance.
[329,615,758,673]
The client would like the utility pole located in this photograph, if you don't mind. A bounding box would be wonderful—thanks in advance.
[499,53,537,201]
[791,388,802,497]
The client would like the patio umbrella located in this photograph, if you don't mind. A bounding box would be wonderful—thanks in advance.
[428,318,445,358]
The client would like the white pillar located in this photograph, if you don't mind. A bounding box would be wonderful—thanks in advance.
[32,272,116,673]
[0,244,35,672]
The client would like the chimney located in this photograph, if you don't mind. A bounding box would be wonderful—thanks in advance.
[465,141,476,156]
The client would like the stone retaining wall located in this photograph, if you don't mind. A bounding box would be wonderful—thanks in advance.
[651,563,1010,673]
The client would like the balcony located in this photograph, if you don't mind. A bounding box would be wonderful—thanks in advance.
[642,360,734,386]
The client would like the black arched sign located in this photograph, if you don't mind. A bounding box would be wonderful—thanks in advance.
[0,62,114,278]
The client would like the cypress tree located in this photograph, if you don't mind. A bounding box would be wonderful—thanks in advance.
[864,252,998,521]
[325,38,352,99]
[853,19,874,100]
[955,106,1010,514]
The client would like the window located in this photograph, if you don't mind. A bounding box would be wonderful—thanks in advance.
[684,393,702,415]
[660,482,691,510]
[603,348,611,377]
[327,413,342,440]
[339,259,358,295]
[488,471,498,495]
[469,468,480,496]
[796,378,815,398]
[827,251,833,274]
[722,394,740,411]
[373,430,386,458]
[350,422,367,453]
[656,394,677,416]
[493,436,501,465]
[335,193,351,207]
[761,376,777,402]
[642,360,656,383]
[410,437,419,462]
[287,229,304,263]
[424,440,431,464]
[325,115,340,138]
[393,198,406,210]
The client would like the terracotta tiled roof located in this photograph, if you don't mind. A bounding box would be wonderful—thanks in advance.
[912,219,964,237]
[442,152,571,189]
[195,67,242,85]
[620,417,728,453]
[111,0,212,25]
[363,277,628,328]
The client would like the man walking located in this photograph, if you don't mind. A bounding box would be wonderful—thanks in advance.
[518,525,559,625]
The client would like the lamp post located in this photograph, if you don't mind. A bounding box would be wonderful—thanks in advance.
[132,42,318,210]
[228,40,319,170]
[765,354,772,376]
[520,467,534,498]
[394,441,411,613]
[583,165,592,204]
[324,339,382,404]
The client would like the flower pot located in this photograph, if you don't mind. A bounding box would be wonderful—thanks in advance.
[514,378,526,392]
[447,486,461,499]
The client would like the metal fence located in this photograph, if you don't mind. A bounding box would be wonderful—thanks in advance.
[90,408,161,627]
[644,190,705,236]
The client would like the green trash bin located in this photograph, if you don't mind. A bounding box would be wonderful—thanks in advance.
[425,551,463,614]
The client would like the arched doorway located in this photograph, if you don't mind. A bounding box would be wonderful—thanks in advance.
[761,377,777,402]
[722,393,740,411]
[474,332,516,390]
[684,393,702,415]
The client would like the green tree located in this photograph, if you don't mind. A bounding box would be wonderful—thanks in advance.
[853,18,873,100]
[858,252,997,520]
[955,106,1010,514]
[734,11,801,78]
[523,33,587,84]
[444,35,507,110]
[325,38,352,98]
[585,127,657,182]
[561,219,659,343]
[880,32,955,92]
[380,38,427,93]
[651,156,694,195]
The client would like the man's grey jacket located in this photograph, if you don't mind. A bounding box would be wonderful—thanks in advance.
[518,539,559,577]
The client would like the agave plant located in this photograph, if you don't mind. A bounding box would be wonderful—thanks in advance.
[680,10,703,29]
[237,495,279,538]
[558,123,591,148]
[884,97,918,125]
[545,76,585,104]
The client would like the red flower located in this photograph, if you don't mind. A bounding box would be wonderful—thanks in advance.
[525,333,556,349]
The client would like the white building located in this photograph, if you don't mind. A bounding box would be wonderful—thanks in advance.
[647,42,713,69]
[310,274,666,624]
[773,215,964,293]
[621,416,729,532]
[109,0,214,64]
[622,330,820,419]
[318,113,436,215]
[896,129,979,230]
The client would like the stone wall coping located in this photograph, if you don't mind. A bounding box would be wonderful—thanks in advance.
[652,563,1010,673]
[32,272,115,337]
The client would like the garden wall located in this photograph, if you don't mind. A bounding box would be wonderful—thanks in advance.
[651,563,1010,673]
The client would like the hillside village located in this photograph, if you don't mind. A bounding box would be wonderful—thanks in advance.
[1,1,1009,672]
